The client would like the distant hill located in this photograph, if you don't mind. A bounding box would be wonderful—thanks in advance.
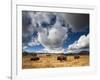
[22,51,89,56]
[78,51,89,55]
[64,51,89,56]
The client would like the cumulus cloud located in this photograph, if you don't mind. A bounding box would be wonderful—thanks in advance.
[37,13,69,50]
[22,11,70,51]
[38,26,68,50]
[67,34,89,51]
[22,46,28,52]
[28,38,40,47]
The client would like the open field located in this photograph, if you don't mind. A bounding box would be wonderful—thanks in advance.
[22,53,89,69]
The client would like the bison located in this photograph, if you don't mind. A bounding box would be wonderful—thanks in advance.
[57,56,67,61]
[74,55,80,59]
[30,56,40,61]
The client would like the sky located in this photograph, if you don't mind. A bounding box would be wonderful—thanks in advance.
[22,11,89,53]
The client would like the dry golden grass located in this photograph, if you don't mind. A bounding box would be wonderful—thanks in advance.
[22,54,89,69]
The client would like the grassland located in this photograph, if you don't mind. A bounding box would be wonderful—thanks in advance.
[22,52,89,69]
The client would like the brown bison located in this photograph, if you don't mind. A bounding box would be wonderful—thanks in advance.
[74,55,80,59]
[57,56,67,61]
[30,56,40,61]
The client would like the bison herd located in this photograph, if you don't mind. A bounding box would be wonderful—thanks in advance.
[30,54,80,62]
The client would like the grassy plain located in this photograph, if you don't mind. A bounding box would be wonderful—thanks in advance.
[22,53,89,69]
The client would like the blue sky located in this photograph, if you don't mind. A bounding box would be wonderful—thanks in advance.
[22,11,89,53]
[63,31,89,48]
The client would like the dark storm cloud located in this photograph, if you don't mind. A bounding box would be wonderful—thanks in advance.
[22,11,39,44]
[65,13,89,32]
[22,11,69,50]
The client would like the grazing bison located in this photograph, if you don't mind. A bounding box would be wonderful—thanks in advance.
[30,56,40,61]
[57,56,67,61]
[74,55,80,59]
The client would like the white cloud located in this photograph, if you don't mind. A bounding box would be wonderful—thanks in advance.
[22,46,28,50]
[28,41,39,47]
[34,12,69,52]
[68,34,89,50]
[66,50,80,53]
[39,48,65,53]
[23,11,78,52]
[38,26,68,50]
